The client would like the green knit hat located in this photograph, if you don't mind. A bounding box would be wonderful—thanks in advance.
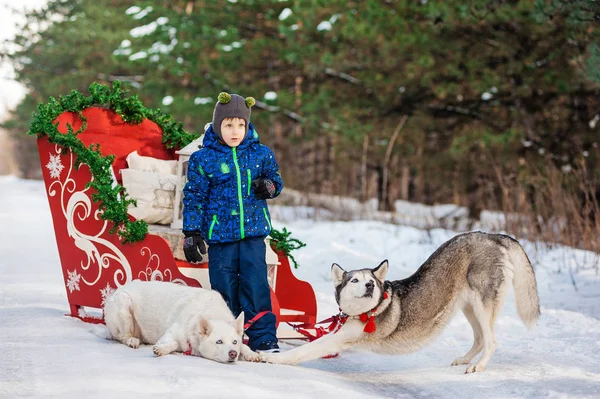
[212,92,256,140]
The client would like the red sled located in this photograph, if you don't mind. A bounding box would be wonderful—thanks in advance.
[36,107,317,339]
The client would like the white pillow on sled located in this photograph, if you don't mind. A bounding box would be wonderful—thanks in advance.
[121,168,177,225]
[126,150,177,175]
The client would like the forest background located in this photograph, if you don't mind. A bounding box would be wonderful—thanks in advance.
[1,0,599,253]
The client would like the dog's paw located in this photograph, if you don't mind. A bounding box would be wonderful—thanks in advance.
[260,353,294,365]
[126,337,140,349]
[152,344,170,357]
[451,356,470,366]
[242,350,261,363]
[465,364,485,374]
[260,353,277,364]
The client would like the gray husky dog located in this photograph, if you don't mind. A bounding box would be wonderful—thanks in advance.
[262,232,540,373]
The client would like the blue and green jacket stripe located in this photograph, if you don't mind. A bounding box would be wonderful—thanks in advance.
[182,123,283,244]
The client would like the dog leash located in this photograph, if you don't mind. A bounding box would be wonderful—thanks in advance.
[284,313,347,359]
[285,311,348,342]
[286,291,390,341]
[243,310,270,331]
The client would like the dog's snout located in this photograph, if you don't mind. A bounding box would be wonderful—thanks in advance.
[228,350,238,360]
[365,281,374,288]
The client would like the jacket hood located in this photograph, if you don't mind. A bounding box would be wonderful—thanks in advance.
[202,122,259,153]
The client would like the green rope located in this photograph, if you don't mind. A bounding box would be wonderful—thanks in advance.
[269,227,306,269]
[28,81,200,243]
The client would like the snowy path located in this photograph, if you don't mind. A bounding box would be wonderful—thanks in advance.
[1,176,599,398]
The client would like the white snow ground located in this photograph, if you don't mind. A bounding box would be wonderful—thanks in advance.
[1,175,599,398]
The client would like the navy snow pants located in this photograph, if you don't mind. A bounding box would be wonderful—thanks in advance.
[208,236,277,350]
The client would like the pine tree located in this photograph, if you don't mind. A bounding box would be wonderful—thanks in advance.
[3,0,599,214]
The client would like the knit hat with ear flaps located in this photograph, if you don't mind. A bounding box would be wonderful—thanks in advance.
[212,92,256,140]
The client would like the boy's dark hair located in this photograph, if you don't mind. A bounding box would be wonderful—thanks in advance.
[212,92,256,140]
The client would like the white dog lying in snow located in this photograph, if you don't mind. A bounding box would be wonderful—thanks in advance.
[99,280,260,363]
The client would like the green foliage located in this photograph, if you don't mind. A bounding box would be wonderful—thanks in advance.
[28,81,199,243]
[269,227,307,269]
[3,0,137,104]
[3,0,600,213]
[586,43,600,84]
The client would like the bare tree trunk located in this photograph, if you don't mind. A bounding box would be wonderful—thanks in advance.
[307,140,316,191]
[360,134,369,202]
[368,170,379,202]
[381,115,408,211]
[349,157,358,199]
[324,134,335,195]
[485,148,510,210]
[320,136,327,193]
[414,143,424,203]
[294,75,303,139]
[388,154,401,208]
[400,162,410,200]
[453,164,461,204]
[315,136,325,193]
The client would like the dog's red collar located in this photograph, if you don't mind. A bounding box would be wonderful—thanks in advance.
[184,341,193,356]
[358,291,389,334]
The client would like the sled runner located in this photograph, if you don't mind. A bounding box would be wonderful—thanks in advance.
[36,106,317,338]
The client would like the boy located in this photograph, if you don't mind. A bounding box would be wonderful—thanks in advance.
[182,92,283,353]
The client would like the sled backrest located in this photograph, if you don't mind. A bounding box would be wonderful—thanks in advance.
[54,107,175,183]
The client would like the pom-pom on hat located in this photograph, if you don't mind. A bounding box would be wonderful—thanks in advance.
[212,92,255,140]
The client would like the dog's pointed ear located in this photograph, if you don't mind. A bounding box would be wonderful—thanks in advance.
[198,318,212,337]
[373,260,389,282]
[331,263,346,286]
[234,312,245,336]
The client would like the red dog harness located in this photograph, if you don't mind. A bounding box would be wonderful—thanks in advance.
[287,291,390,342]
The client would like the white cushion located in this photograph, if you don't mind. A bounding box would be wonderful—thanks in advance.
[126,150,177,175]
[121,169,177,225]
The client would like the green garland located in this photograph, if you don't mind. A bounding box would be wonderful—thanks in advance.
[28,81,200,243]
[269,227,306,269]
[29,81,307,263]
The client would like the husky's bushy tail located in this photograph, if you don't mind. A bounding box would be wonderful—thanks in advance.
[507,239,541,328]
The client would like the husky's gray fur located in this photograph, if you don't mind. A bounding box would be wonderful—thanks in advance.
[262,231,540,373]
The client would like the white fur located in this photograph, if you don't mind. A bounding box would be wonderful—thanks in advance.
[101,280,260,363]
[508,247,540,328]
[332,261,387,316]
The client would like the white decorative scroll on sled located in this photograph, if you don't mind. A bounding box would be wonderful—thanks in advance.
[44,144,188,305]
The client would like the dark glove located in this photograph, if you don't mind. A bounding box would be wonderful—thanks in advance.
[252,178,277,200]
[183,231,207,263]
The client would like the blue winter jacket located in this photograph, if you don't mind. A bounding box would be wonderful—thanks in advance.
[182,123,283,244]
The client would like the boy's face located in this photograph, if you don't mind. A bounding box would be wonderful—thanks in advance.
[220,117,246,147]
